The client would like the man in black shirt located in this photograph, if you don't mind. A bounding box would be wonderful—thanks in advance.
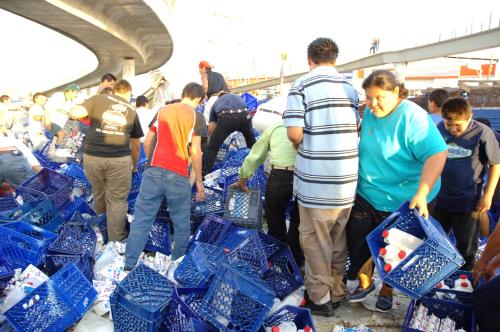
[70,79,143,242]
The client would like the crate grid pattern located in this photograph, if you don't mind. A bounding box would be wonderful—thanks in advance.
[199,263,275,332]
[403,297,475,332]
[190,215,232,247]
[4,263,97,332]
[19,168,73,208]
[263,247,304,299]
[223,188,262,229]
[2,198,63,232]
[0,222,57,269]
[46,253,94,282]
[165,288,206,332]
[63,163,91,189]
[49,223,96,257]
[262,306,315,331]
[191,187,225,218]
[367,203,464,299]
[61,197,95,222]
[0,196,19,213]
[144,218,171,256]
[110,264,173,332]
[174,243,228,287]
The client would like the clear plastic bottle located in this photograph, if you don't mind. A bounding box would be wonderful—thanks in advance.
[382,228,423,251]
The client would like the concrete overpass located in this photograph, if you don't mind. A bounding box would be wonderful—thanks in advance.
[231,27,500,93]
[0,0,173,94]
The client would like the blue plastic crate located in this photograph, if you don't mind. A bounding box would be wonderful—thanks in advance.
[165,287,217,332]
[48,223,96,257]
[19,168,73,208]
[0,221,57,269]
[189,215,232,249]
[200,263,275,332]
[261,305,315,332]
[263,246,304,299]
[64,163,90,187]
[0,198,63,232]
[247,166,268,195]
[223,188,263,229]
[174,242,228,287]
[60,197,95,221]
[0,258,14,290]
[0,196,19,213]
[366,202,465,299]
[33,151,61,170]
[427,270,474,304]
[16,187,48,203]
[110,264,173,332]
[403,296,475,332]
[145,218,171,256]
[45,253,94,282]
[219,228,281,274]
[71,212,107,244]
[4,262,97,332]
[191,186,225,218]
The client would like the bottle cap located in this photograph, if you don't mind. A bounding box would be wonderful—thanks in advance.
[382,230,389,238]
[461,282,468,288]
[304,326,312,332]
[379,247,387,255]
[299,298,306,306]
[459,274,468,279]
[436,282,442,289]
[384,264,392,272]
[398,251,406,259]
[271,326,280,332]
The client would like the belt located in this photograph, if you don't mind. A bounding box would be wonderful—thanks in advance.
[218,109,246,116]
[271,165,294,171]
[261,108,283,116]
[0,149,22,156]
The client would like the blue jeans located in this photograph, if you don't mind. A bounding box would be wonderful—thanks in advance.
[125,167,192,267]
[0,152,34,187]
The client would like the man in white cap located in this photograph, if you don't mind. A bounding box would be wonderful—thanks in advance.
[233,96,303,266]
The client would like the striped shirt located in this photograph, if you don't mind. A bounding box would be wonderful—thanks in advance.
[283,66,359,208]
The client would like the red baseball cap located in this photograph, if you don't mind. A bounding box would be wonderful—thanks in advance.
[199,60,214,69]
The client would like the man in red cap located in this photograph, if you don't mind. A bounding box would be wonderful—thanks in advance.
[199,61,229,125]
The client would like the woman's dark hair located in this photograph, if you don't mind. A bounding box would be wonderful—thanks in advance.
[362,69,409,99]
[307,37,339,65]
[135,95,148,107]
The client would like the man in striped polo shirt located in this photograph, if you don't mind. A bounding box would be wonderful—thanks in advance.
[284,37,359,316]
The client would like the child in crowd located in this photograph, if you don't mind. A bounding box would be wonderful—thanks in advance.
[433,97,500,270]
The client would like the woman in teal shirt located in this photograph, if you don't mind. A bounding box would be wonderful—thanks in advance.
[345,70,448,311]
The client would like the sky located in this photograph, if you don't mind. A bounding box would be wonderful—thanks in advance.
[1,0,499,97]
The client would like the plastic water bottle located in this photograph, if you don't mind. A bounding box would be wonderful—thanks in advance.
[382,249,407,272]
[382,228,423,251]
[453,275,473,292]
[298,326,312,332]
[434,282,452,300]
[267,322,297,332]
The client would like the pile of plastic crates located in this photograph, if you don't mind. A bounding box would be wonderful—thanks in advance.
[4,263,97,332]
[262,305,315,332]
[110,264,173,331]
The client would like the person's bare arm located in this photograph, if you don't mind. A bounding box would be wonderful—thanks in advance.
[287,127,304,149]
[190,136,205,201]
[409,150,448,219]
[69,105,88,119]
[130,138,140,172]
[143,130,156,159]
[476,164,500,212]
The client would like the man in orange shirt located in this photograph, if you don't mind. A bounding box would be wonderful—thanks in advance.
[125,82,206,268]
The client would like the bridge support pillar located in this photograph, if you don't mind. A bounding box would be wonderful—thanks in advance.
[122,57,135,81]
[394,62,408,83]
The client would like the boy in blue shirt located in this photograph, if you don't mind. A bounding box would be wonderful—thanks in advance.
[433,97,500,270]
